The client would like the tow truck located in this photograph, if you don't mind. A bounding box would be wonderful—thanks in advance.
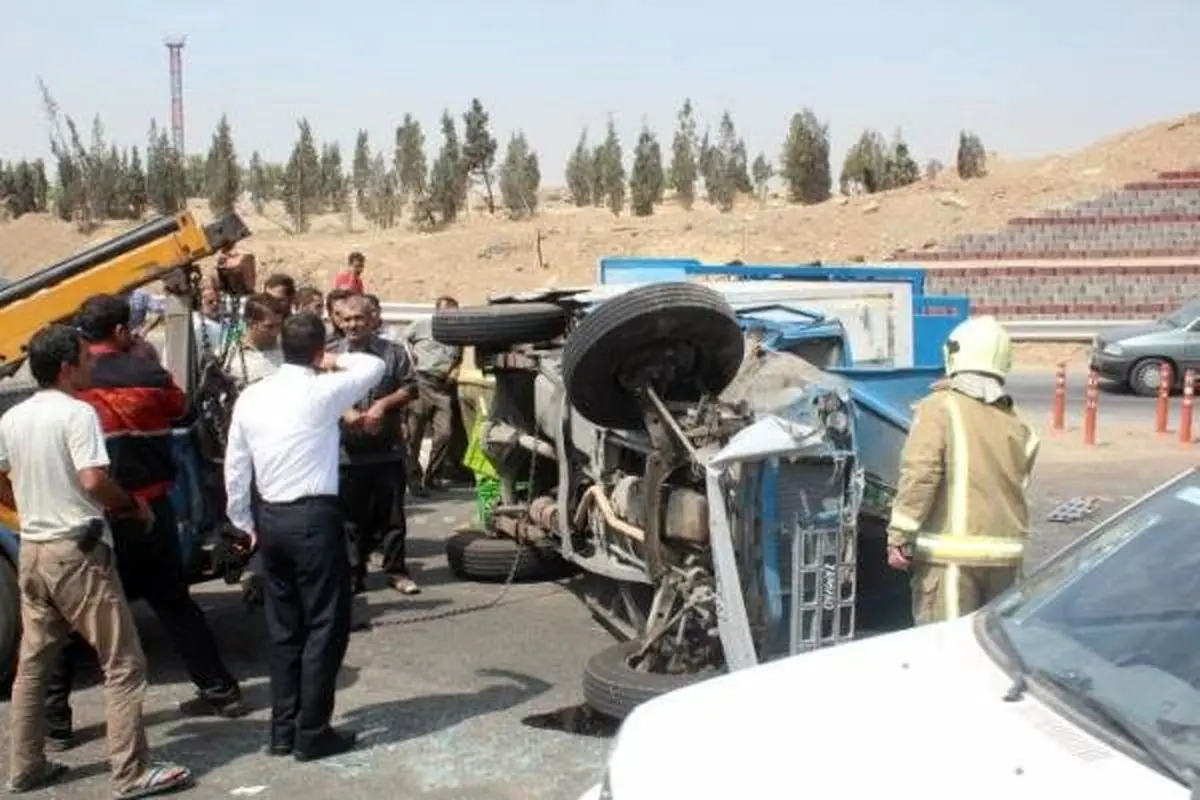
[0,211,255,684]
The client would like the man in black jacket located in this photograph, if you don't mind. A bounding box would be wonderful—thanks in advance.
[330,295,418,595]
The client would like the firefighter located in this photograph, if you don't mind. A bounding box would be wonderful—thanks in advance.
[885,315,1040,626]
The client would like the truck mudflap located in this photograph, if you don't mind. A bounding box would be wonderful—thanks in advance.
[705,386,862,672]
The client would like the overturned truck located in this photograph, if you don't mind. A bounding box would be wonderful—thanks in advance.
[432,265,964,720]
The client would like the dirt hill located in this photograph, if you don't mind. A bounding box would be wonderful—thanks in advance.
[5,112,1200,303]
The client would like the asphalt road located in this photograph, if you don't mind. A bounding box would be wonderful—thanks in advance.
[1006,367,1152,427]
[0,490,618,800]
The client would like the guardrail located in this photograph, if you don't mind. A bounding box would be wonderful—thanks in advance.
[999,320,1140,342]
[146,296,1133,343]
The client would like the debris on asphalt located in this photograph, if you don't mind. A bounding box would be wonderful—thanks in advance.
[1045,496,1102,523]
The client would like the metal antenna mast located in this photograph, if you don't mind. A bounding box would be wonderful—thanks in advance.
[164,36,187,154]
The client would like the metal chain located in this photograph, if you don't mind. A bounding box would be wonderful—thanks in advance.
[369,544,526,628]
[371,407,542,628]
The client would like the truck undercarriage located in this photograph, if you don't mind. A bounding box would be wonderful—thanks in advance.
[433,280,926,719]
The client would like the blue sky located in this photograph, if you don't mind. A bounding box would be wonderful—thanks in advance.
[2,0,1197,184]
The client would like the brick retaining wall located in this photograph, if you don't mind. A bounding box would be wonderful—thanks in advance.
[921,260,1200,319]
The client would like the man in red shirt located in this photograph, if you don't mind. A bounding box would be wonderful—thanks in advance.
[332,252,366,293]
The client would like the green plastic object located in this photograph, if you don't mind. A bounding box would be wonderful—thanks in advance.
[476,478,501,526]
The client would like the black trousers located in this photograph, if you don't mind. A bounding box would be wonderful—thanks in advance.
[258,495,351,750]
[340,461,407,587]
[44,495,237,735]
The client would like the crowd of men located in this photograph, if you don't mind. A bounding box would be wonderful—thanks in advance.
[1,250,473,795]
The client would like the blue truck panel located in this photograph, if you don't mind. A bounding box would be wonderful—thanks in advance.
[827,366,944,513]
[914,295,970,369]
[598,257,705,284]
[595,257,969,369]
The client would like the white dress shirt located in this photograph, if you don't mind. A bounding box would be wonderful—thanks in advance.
[223,352,385,534]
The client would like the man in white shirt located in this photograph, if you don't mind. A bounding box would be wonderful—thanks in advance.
[3,324,191,797]
[223,311,383,762]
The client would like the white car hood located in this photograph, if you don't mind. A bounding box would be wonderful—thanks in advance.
[602,617,1178,800]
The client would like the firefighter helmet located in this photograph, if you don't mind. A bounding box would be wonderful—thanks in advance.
[943,315,1012,380]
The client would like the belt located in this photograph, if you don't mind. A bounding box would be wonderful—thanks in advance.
[259,494,338,508]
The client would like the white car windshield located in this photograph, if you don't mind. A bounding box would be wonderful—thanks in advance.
[988,468,1200,775]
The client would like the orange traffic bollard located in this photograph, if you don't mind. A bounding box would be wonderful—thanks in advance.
[1180,369,1195,445]
[1083,369,1099,446]
[1156,361,1172,434]
[1052,362,1066,432]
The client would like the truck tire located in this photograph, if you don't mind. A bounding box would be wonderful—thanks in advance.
[582,640,720,721]
[431,303,569,348]
[562,283,745,429]
[445,530,566,582]
[0,556,19,688]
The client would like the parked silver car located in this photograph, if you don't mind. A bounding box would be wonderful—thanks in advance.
[1090,299,1200,396]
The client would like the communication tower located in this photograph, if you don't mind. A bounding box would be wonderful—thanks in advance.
[164,36,187,154]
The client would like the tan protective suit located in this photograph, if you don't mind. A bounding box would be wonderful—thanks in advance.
[887,377,1039,625]
[455,348,496,437]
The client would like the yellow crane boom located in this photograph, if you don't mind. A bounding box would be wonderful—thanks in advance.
[0,211,251,377]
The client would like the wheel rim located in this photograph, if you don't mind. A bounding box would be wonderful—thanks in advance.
[1137,362,1166,390]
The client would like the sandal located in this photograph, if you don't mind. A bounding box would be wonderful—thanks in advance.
[8,760,67,793]
[113,763,193,799]
[389,575,421,595]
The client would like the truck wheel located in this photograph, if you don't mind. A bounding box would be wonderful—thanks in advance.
[562,283,745,429]
[0,556,19,688]
[582,640,720,721]
[445,530,566,582]
[431,303,569,348]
